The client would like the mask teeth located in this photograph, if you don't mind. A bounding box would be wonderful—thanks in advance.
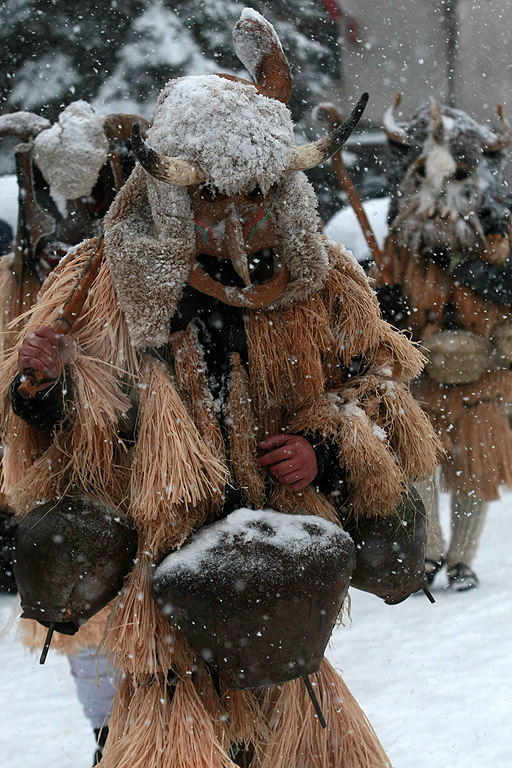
[226,218,251,286]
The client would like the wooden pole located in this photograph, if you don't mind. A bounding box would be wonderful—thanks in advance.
[316,103,386,272]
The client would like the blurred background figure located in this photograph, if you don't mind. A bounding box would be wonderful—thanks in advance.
[0,100,147,764]
[374,98,512,591]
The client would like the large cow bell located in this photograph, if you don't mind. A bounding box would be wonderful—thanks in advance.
[13,495,137,635]
[344,486,427,604]
[152,508,355,690]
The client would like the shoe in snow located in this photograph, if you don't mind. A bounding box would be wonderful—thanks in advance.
[447,563,479,591]
[425,557,444,586]
[93,727,108,766]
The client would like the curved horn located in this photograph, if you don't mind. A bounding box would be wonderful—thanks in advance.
[0,112,51,141]
[429,99,444,144]
[383,93,410,146]
[131,122,205,186]
[288,92,368,172]
[481,104,511,152]
[104,114,150,142]
[233,11,293,104]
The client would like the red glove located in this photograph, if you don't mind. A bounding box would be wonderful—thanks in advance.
[257,434,318,492]
[18,326,73,391]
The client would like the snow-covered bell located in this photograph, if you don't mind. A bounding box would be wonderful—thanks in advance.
[152,508,355,689]
[13,496,137,635]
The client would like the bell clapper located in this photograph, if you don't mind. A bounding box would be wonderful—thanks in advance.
[39,622,55,665]
[422,586,436,604]
[302,675,327,729]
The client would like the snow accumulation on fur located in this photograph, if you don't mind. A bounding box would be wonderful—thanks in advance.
[148,75,295,195]
[154,508,352,581]
[0,111,50,141]
[33,100,109,202]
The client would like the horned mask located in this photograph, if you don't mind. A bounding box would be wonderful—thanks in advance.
[103,8,367,349]
[384,94,511,261]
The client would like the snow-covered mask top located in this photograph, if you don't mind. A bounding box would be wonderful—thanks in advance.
[385,98,511,259]
[149,76,295,197]
[0,100,147,282]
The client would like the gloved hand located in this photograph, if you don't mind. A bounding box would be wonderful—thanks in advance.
[18,326,73,391]
[257,434,318,492]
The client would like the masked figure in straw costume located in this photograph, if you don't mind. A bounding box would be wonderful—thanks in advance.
[2,10,439,768]
[377,95,512,590]
[0,99,147,763]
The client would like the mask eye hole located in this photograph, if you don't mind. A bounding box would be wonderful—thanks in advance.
[416,164,426,178]
[453,167,471,181]
[246,185,263,199]
[198,183,225,201]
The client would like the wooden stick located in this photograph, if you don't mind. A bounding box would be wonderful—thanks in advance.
[330,151,384,265]
[18,235,105,400]
[316,104,387,275]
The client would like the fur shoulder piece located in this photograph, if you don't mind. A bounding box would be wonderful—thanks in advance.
[103,166,194,349]
[102,168,331,348]
[268,172,330,308]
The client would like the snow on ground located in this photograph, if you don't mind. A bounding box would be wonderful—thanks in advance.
[0,174,19,231]
[1,490,511,768]
[324,197,390,263]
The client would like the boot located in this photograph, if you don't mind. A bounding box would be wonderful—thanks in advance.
[93,727,108,766]
[425,556,444,586]
[445,496,486,591]
[447,563,479,591]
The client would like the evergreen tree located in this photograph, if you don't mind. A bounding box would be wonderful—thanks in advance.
[1,0,348,216]
[1,1,343,124]
[1,0,146,118]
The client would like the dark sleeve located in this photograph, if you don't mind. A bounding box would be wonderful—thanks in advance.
[374,283,410,327]
[10,370,72,431]
[302,433,348,500]
[452,258,512,307]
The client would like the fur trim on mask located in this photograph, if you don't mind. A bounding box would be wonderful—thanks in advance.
[268,172,330,308]
[104,169,329,349]
[148,75,295,196]
[33,101,109,201]
[103,166,194,349]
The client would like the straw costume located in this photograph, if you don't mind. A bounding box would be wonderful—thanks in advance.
[379,96,512,589]
[2,11,438,767]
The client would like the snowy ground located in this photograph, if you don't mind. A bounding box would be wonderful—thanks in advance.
[324,197,390,264]
[0,174,19,231]
[1,490,510,768]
